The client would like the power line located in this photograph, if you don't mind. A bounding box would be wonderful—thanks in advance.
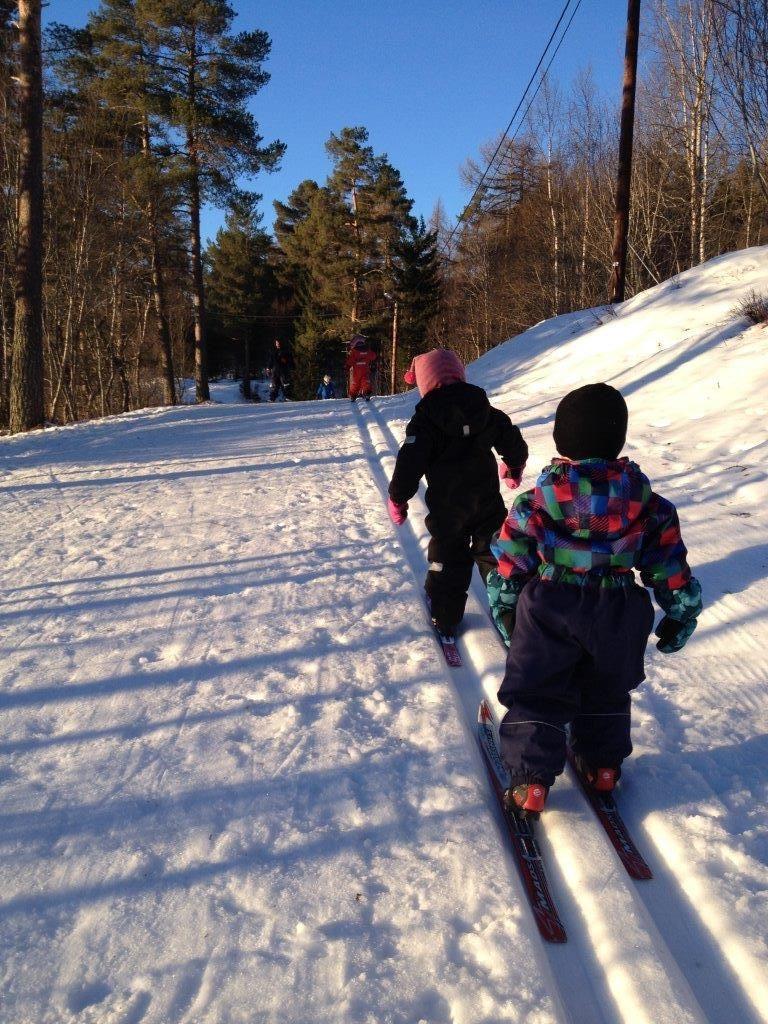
[445,0,583,250]
[497,0,584,175]
[211,303,395,325]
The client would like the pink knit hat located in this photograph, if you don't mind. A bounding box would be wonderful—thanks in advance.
[403,349,466,396]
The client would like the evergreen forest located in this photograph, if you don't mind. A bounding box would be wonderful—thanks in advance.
[2,0,768,429]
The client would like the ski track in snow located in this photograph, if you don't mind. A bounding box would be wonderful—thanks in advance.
[360,398,765,1024]
[2,250,768,1023]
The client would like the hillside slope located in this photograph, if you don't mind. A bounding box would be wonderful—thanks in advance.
[1,248,767,1024]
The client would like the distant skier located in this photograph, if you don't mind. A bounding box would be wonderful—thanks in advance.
[268,339,294,402]
[488,383,703,818]
[345,334,376,402]
[387,348,528,640]
[316,374,336,400]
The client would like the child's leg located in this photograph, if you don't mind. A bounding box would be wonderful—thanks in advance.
[469,507,505,584]
[570,684,632,768]
[498,580,584,788]
[470,533,498,584]
[424,531,473,631]
[570,584,655,769]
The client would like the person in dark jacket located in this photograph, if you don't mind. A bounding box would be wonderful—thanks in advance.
[488,383,703,818]
[268,339,294,402]
[388,348,528,638]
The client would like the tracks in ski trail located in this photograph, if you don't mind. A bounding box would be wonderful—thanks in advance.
[354,400,750,1024]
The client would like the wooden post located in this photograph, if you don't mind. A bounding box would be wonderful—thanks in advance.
[609,0,641,305]
[10,0,45,433]
[390,299,398,395]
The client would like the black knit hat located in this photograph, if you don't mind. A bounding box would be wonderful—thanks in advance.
[553,383,628,460]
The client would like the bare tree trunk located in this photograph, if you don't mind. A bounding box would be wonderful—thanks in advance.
[10,0,44,433]
[699,118,709,264]
[546,143,560,316]
[141,119,177,406]
[745,149,757,246]
[188,156,209,403]
[580,176,590,308]
[186,28,209,404]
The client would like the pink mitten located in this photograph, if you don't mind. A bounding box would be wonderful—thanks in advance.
[387,497,408,525]
[499,462,523,489]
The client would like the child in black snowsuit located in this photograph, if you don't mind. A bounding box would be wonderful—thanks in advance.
[488,383,703,816]
[388,349,528,637]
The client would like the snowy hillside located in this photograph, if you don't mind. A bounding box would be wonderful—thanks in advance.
[1,247,767,1024]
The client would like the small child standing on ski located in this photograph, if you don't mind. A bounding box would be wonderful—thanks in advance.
[316,374,336,400]
[488,383,702,817]
[387,349,528,639]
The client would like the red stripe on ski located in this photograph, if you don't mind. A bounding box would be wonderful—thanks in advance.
[477,701,567,943]
[567,749,653,880]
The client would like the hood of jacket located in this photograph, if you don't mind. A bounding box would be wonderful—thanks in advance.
[404,349,465,396]
[535,457,652,543]
[416,381,492,438]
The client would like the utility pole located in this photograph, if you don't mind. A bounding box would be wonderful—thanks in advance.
[389,299,399,395]
[609,0,641,305]
[10,0,45,433]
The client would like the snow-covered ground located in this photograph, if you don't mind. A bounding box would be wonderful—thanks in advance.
[1,248,767,1024]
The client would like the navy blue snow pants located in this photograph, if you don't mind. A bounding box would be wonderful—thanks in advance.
[498,578,655,788]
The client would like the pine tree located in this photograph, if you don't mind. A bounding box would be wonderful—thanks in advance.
[141,0,284,402]
[273,127,436,397]
[55,0,180,406]
[394,217,441,375]
[274,180,342,396]
[206,193,274,396]
[325,127,377,329]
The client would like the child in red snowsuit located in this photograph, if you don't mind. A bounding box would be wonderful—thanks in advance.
[346,335,376,401]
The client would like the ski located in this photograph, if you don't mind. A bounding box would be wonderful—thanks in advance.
[566,750,653,880]
[434,626,462,667]
[425,600,462,666]
[477,700,567,943]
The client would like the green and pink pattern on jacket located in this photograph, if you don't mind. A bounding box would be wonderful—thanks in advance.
[491,457,692,595]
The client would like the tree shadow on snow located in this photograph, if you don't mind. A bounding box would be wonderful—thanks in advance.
[0,625,418,712]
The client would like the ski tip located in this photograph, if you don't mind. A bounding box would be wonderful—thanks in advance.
[627,861,654,881]
[540,922,568,944]
[478,699,494,725]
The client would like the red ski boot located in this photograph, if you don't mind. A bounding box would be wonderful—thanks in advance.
[573,756,620,792]
[505,782,548,819]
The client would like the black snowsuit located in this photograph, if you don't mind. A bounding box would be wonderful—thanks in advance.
[389,382,528,631]
[269,345,294,401]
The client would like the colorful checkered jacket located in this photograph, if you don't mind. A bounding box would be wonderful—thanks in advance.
[491,458,694,603]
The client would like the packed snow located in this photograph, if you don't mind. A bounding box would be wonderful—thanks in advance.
[1,247,767,1023]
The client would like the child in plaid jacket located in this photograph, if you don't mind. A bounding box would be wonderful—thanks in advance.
[488,383,702,806]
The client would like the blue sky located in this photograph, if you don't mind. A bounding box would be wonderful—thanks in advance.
[46,1,630,244]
